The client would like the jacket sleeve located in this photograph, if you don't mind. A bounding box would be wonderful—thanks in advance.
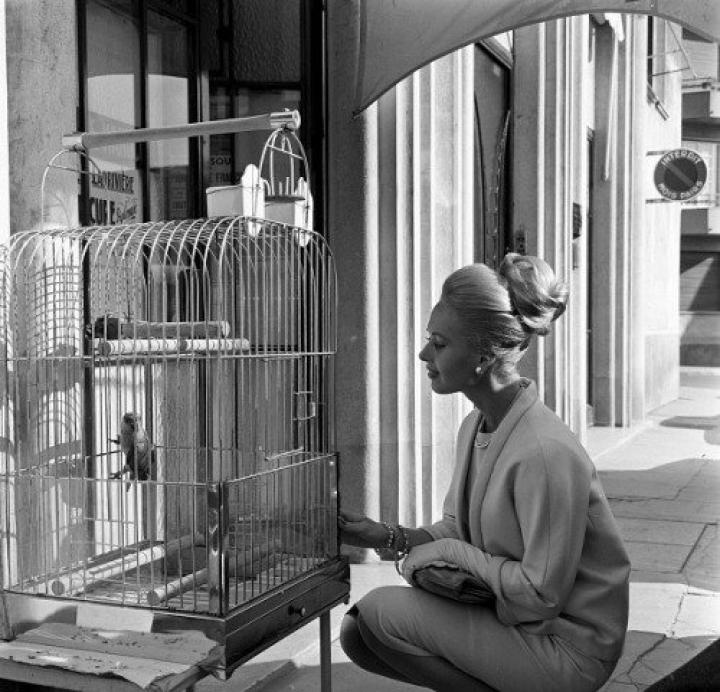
[420,488,460,540]
[484,440,593,624]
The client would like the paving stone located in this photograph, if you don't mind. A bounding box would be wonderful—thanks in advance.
[683,524,720,592]
[598,429,711,469]
[624,541,693,573]
[696,501,720,521]
[676,471,720,500]
[261,640,425,692]
[601,475,680,500]
[615,517,705,546]
[630,636,713,688]
[610,499,711,523]
[672,592,720,638]
[587,425,648,465]
[628,582,686,634]
[631,570,689,586]
[610,631,664,683]
[704,426,720,444]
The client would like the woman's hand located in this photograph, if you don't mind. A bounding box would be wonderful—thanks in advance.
[338,510,388,548]
[402,538,492,582]
[401,539,450,580]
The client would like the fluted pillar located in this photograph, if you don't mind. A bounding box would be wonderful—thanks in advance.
[328,4,474,555]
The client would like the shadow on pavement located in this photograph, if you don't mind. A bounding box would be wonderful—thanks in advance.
[644,637,720,691]
[659,414,720,432]
[658,414,720,445]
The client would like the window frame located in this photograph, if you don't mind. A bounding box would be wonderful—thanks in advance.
[78,0,326,233]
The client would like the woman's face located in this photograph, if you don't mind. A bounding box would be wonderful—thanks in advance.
[419,301,480,395]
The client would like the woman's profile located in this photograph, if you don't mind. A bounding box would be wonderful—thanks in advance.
[339,253,631,692]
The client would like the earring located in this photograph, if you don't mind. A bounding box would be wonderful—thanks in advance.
[475,365,484,377]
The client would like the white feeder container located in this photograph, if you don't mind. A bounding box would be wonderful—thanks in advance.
[206,164,264,220]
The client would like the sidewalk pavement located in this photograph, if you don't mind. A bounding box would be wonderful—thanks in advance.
[197,367,720,692]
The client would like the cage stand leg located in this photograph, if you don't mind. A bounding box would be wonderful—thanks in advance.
[320,610,332,692]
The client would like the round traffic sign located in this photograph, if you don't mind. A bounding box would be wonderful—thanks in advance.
[654,149,707,201]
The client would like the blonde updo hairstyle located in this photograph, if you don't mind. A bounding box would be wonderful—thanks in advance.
[440,253,568,380]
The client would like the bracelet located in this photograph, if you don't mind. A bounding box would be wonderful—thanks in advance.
[394,525,411,575]
[374,521,395,557]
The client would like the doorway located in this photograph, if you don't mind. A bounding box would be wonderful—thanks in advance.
[473,40,512,268]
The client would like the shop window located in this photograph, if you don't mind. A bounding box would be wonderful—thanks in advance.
[146,10,194,220]
[646,16,677,115]
[81,0,198,224]
[84,0,142,225]
[201,1,310,222]
[81,1,322,228]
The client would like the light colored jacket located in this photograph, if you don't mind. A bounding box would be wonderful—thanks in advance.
[421,379,631,663]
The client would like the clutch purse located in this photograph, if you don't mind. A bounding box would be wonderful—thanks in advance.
[410,561,494,604]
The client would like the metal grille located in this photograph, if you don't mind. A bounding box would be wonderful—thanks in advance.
[0,217,337,616]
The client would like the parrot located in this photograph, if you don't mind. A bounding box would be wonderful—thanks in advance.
[110,412,156,491]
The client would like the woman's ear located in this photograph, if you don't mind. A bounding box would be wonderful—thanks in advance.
[474,356,493,378]
[475,356,495,377]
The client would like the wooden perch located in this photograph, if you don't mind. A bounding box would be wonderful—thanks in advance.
[93,317,231,340]
[94,337,251,357]
[51,533,203,597]
[147,540,281,606]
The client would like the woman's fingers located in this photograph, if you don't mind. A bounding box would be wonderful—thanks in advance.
[337,512,383,548]
[339,509,365,522]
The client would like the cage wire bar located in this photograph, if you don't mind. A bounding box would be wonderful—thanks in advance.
[1,110,341,620]
[1,216,338,618]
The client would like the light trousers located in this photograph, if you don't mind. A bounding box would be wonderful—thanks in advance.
[348,586,615,692]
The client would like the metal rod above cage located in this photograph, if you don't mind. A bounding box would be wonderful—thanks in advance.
[62,111,301,151]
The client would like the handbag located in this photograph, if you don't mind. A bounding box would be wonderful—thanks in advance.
[409,560,494,604]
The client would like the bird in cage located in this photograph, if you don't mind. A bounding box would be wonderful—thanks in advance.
[110,412,156,491]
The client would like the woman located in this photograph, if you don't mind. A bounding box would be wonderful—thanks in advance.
[339,254,631,692]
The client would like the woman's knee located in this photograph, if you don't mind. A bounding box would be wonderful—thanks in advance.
[339,606,362,659]
[354,586,413,636]
[339,607,414,684]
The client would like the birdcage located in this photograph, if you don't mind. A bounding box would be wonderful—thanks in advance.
[0,114,348,679]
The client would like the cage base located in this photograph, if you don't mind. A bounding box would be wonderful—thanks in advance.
[3,556,350,678]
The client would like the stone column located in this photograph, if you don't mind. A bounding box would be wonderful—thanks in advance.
[512,20,574,422]
[327,3,475,557]
[6,0,79,232]
[0,0,8,247]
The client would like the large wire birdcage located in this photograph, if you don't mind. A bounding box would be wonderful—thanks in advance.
[0,216,339,619]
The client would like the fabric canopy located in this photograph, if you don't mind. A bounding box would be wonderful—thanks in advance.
[354,0,720,114]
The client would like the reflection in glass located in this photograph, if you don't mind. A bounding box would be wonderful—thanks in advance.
[207,87,300,193]
[147,10,192,220]
[85,0,142,224]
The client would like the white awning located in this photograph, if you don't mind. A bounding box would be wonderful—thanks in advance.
[353,0,720,114]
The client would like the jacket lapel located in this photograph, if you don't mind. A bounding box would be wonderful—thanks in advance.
[455,379,539,547]
[454,408,481,542]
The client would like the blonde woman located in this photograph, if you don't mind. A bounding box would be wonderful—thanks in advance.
[340,254,630,692]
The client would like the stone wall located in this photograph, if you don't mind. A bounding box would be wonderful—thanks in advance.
[6,0,79,233]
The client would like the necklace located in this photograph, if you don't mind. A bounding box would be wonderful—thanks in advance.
[474,380,525,446]
[474,419,492,448]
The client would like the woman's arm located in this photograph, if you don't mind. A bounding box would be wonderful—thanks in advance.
[339,510,434,549]
[485,446,592,624]
[402,442,593,624]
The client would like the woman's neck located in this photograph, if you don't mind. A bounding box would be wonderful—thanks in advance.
[466,375,523,432]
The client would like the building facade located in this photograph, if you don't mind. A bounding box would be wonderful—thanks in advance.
[0,1,713,558]
[327,7,688,548]
[680,33,720,366]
